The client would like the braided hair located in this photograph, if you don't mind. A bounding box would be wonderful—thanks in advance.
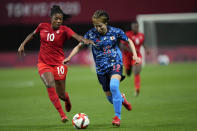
[50,5,71,21]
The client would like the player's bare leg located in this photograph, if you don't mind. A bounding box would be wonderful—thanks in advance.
[41,72,68,123]
[105,91,113,104]
[55,80,72,112]
[133,65,142,96]
[125,68,132,76]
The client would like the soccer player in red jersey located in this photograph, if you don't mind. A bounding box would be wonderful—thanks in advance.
[120,21,149,96]
[18,5,94,123]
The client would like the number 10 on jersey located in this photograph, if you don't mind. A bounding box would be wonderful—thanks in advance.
[47,33,55,41]
[57,66,65,75]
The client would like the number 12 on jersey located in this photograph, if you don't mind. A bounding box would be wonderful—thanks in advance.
[113,64,120,72]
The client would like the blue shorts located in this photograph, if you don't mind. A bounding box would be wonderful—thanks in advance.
[97,64,125,92]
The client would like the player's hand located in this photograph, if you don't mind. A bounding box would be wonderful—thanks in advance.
[133,56,141,64]
[62,57,71,65]
[18,44,25,57]
[146,50,150,55]
[81,39,95,45]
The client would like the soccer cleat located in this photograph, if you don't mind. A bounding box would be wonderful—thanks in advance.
[65,92,71,112]
[61,116,68,123]
[122,94,132,111]
[112,116,120,127]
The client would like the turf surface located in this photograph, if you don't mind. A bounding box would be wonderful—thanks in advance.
[0,62,197,131]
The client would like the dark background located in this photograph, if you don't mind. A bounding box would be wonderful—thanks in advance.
[0,22,131,52]
[0,0,197,52]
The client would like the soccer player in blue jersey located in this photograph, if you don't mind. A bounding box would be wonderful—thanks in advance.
[63,10,141,127]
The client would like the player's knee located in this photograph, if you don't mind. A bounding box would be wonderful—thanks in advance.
[110,83,118,93]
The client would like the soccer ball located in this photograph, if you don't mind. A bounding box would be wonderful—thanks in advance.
[158,54,170,65]
[72,113,90,129]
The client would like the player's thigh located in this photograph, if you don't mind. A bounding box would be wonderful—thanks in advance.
[53,65,68,80]
[132,53,142,74]
[123,53,132,70]
[97,74,110,92]
[133,64,142,75]
[55,80,65,96]
[41,72,55,87]
[111,74,122,81]
[110,63,123,81]
[38,63,55,87]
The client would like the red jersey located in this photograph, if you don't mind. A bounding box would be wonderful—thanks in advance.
[121,31,144,54]
[34,23,75,65]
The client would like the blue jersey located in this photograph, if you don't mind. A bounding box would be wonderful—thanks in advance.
[84,26,128,75]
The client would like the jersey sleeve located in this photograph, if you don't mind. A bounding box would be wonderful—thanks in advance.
[117,29,128,42]
[34,23,43,34]
[120,39,128,44]
[83,31,90,39]
[64,26,75,39]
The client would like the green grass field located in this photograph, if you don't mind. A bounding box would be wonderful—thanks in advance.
[0,62,197,131]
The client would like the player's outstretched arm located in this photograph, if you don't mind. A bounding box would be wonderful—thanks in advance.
[72,33,95,45]
[18,31,36,57]
[62,43,84,65]
[128,38,141,64]
[143,42,150,55]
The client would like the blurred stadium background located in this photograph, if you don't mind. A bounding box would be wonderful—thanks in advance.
[0,0,197,67]
[0,0,197,131]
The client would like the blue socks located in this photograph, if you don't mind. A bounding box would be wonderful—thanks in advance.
[110,78,122,119]
[107,95,124,104]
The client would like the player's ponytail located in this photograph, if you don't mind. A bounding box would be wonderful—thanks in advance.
[50,5,72,21]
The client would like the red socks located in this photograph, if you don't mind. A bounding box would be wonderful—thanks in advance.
[47,87,66,118]
[134,74,140,91]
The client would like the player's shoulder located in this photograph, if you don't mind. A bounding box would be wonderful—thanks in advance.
[60,25,72,30]
[85,28,96,36]
[38,23,50,27]
[137,32,144,38]
[59,25,75,35]
[89,27,97,33]
[126,30,133,34]
[108,26,124,35]
[138,32,144,36]
[109,26,121,31]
